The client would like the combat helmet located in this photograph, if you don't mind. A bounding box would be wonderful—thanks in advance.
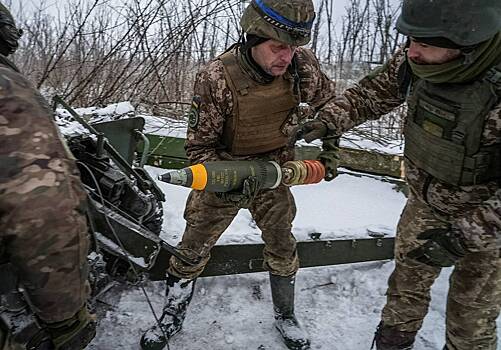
[396,0,501,47]
[0,2,22,55]
[240,0,315,46]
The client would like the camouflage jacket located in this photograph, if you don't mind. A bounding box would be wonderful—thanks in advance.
[317,49,501,252]
[0,61,90,323]
[185,46,336,165]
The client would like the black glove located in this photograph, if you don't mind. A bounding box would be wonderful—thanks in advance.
[296,120,328,143]
[407,226,467,267]
[42,306,97,350]
[318,136,340,181]
[216,176,261,209]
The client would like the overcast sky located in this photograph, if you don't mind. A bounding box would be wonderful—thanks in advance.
[9,0,373,23]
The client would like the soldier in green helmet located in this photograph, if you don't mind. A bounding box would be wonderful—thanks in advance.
[140,1,336,349]
[0,3,96,350]
[298,0,501,349]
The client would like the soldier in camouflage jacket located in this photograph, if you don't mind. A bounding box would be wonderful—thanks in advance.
[140,1,335,350]
[299,0,501,349]
[0,4,95,349]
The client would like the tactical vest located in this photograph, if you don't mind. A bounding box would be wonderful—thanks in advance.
[219,51,298,156]
[403,64,501,186]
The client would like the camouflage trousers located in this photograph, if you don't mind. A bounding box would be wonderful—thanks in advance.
[381,189,501,350]
[168,185,299,279]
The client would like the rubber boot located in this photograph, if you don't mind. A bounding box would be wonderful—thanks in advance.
[371,322,417,350]
[140,275,196,350]
[269,273,310,350]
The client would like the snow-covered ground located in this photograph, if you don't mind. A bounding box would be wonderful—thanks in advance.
[90,263,454,350]
[147,166,405,246]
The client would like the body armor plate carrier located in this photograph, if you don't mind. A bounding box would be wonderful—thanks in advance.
[404,63,501,186]
[219,50,298,156]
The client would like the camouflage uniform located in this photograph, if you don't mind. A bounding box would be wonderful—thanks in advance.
[0,60,91,348]
[140,1,326,349]
[169,46,335,279]
[316,48,501,349]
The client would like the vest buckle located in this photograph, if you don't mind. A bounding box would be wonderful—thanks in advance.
[485,67,501,88]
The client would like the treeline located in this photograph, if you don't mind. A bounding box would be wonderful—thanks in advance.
[12,0,405,142]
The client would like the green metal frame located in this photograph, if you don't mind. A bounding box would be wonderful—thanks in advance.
[140,134,405,179]
[148,237,394,280]
[92,117,146,166]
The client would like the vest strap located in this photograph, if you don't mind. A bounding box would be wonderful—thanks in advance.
[220,52,250,95]
[484,63,501,90]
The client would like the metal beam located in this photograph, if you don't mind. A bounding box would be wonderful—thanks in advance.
[199,237,395,277]
[147,237,395,280]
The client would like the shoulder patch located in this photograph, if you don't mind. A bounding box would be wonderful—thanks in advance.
[188,95,201,129]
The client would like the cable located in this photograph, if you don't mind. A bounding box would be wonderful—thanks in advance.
[83,183,203,265]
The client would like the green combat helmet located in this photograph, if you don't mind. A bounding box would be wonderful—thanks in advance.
[396,0,501,47]
[240,0,315,46]
[0,2,22,55]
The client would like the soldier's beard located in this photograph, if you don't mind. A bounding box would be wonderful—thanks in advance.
[408,50,462,65]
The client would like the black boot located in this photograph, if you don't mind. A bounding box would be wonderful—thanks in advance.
[371,321,417,350]
[269,273,310,350]
[140,275,196,350]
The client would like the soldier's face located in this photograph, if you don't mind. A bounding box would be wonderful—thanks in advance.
[251,39,297,76]
[407,39,462,65]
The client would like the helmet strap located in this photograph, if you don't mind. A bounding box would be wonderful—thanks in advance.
[288,55,301,102]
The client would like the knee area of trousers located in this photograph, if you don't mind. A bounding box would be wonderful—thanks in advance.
[448,292,501,315]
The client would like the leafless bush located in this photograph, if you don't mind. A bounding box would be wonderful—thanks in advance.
[13,0,242,112]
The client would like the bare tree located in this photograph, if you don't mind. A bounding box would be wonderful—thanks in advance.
[12,0,405,141]
[14,0,241,109]
[311,0,324,55]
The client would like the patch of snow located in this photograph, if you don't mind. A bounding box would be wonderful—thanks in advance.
[296,133,404,156]
[54,101,136,137]
[139,114,187,138]
[145,165,406,246]
[75,101,135,121]
[340,132,404,155]
[89,261,490,350]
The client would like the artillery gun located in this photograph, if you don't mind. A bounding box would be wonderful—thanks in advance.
[53,96,396,286]
[53,96,197,286]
